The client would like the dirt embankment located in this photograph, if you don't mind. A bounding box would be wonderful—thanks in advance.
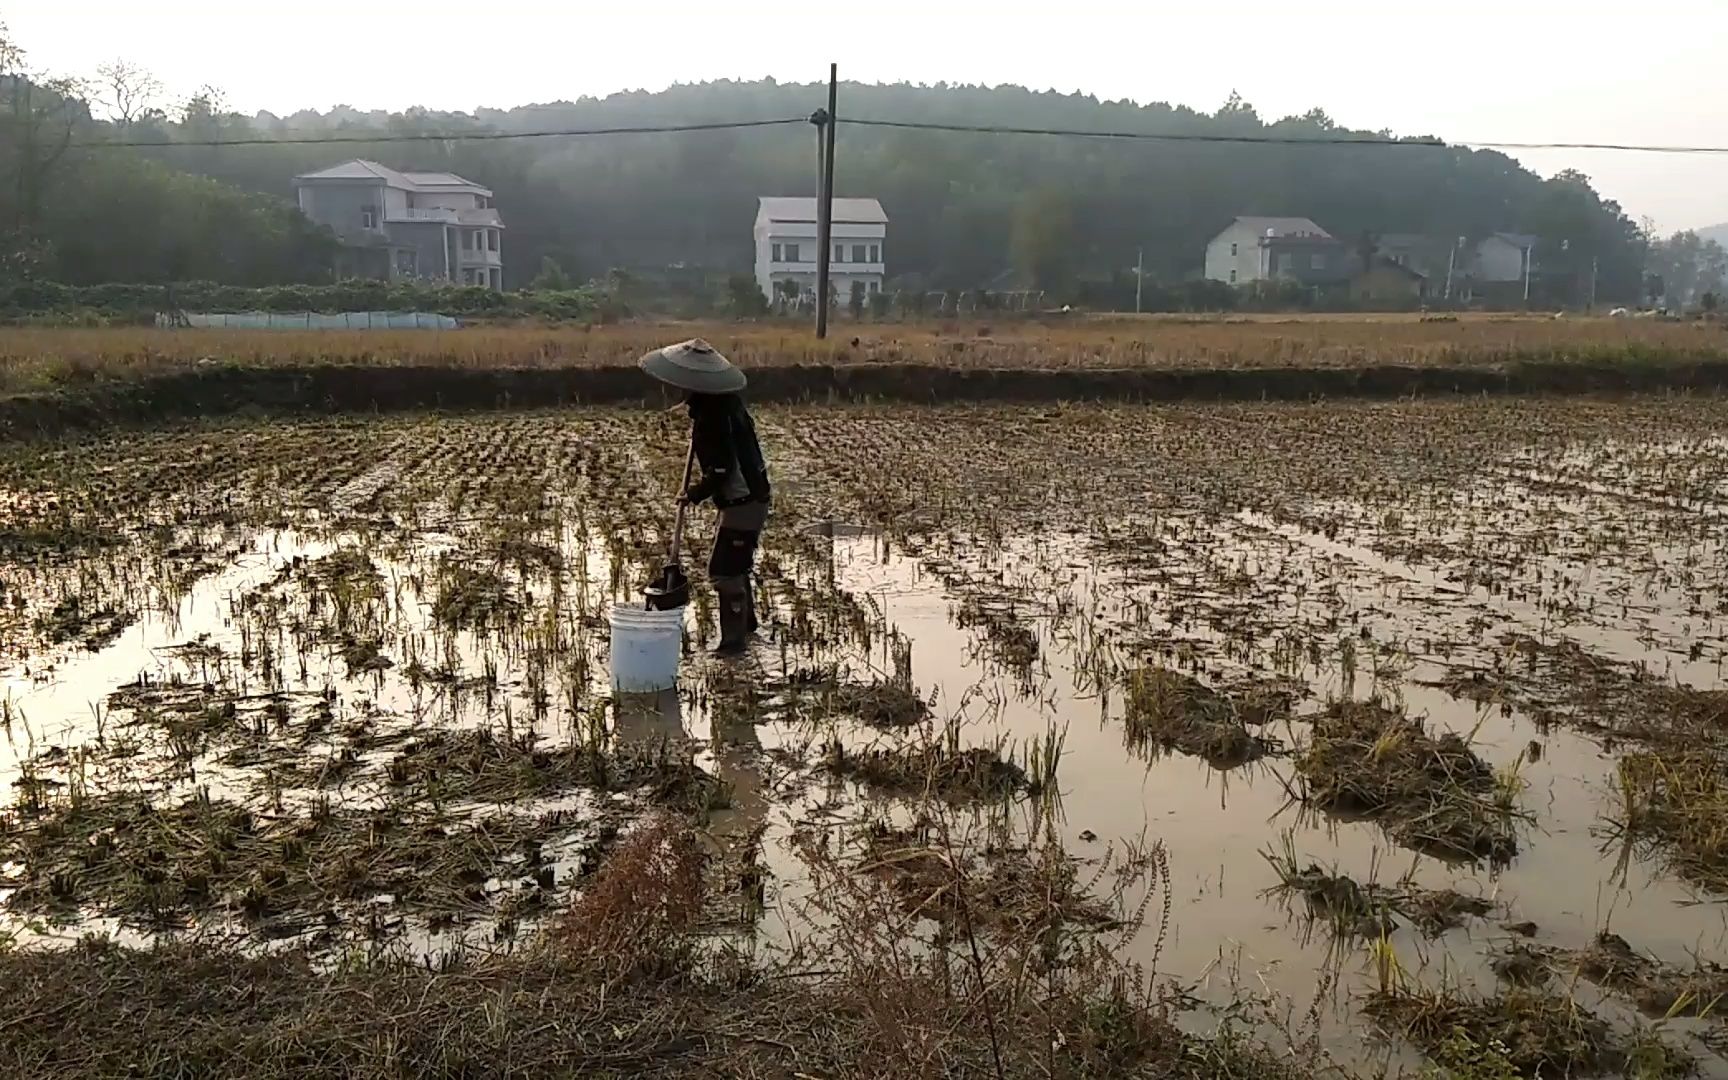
[3,357,1728,440]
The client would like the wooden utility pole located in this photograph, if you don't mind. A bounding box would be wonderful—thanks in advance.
[815,64,838,339]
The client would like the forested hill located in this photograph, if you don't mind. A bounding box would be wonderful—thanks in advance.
[8,64,1648,299]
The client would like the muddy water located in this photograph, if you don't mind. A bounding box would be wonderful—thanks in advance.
[4,498,1728,1068]
[713,528,1728,1070]
[0,522,652,954]
[0,524,648,793]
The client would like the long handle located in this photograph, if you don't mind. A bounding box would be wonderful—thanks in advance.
[668,436,696,563]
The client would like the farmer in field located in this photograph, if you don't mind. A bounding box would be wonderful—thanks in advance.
[640,339,770,656]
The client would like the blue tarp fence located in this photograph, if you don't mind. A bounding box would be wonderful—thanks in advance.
[156,311,460,330]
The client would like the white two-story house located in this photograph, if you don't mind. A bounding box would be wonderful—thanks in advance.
[1204,216,1341,285]
[754,197,887,303]
[294,159,505,290]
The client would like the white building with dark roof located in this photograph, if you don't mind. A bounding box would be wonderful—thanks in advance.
[294,159,505,289]
[1472,232,1537,284]
[1204,216,1338,285]
[753,196,887,303]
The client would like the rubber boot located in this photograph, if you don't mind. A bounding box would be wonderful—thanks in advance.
[714,581,751,657]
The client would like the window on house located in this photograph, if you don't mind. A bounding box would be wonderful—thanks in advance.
[462,231,474,250]
[869,280,880,293]
[489,230,499,252]
[1276,254,1291,274]
[771,243,782,262]
[852,244,866,262]
[1230,242,1238,257]
[1311,254,1325,270]
[834,243,845,263]
[785,243,800,262]
[361,207,378,229]
[869,244,880,263]
[1229,269,1237,284]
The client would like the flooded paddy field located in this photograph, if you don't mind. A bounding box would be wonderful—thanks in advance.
[4,396,1728,1077]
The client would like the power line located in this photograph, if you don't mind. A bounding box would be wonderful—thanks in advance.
[836,117,1728,155]
[74,116,810,149]
[65,109,1728,157]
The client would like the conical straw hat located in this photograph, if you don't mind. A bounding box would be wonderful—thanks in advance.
[639,338,747,394]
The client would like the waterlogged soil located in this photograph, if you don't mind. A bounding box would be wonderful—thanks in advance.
[2,400,1728,1073]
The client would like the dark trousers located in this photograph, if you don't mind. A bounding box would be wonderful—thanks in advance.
[708,500,768,587]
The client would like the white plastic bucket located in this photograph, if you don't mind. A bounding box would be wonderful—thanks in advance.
[609,604,686,692]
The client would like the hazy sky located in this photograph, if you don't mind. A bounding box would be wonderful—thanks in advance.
[9,1,1726,232]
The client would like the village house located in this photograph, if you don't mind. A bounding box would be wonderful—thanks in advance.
[754,197,887,302]
[294,160,505,290]
[1203,217,1344,285]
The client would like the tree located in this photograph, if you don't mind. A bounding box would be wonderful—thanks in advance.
[726,273,767,316]
[531,255,571,290]
[0,25,87,254]
[1012,189,1076,294]
[0,21,1663,303]
[1647,231,1728,308]
[93,59,161,128]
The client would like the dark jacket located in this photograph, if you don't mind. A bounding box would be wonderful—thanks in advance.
[685,393,771,509]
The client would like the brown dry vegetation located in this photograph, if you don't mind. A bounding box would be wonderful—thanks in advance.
[1123,666,1284,768]
[1366,982,1692,1078]
[1297,702,1520,863]
[1,381,1727,1076]
[0,815,1320,1080]
[0,315,1724,389]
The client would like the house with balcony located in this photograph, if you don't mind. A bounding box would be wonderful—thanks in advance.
[754,197,887,303]
[294,159,505,290]
[1203,216,1345,286]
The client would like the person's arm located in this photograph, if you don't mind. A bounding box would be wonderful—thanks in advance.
[683,409,733,506]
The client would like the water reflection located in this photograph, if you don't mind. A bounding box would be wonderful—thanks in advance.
[612,689,685,747]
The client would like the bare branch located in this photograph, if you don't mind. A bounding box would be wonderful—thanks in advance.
[93,58,161,127]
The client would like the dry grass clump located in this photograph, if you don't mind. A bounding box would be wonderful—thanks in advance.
[388,728,726,812]
[856,820,1118,936]
[705,665,931,730]
[32,593,134,649]
[822,737,1029,801]
[1263,847,1493,939]
[1367,982,1693,1078]
[1437,633,1728,751]
[0,936,781,1079]
[430,560,521,628]
[0,789,558,931]
[956,595,1041,670]
[0,808,1329,1080]
[1297,701,1519,862]
[555,815,705,984]
[1124,666,1281,769]
[1613,749,1728,892]
[1570,931,1728,1019]
[821,678,931,729]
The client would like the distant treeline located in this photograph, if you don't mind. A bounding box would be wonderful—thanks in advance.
[0,26,1658,304]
